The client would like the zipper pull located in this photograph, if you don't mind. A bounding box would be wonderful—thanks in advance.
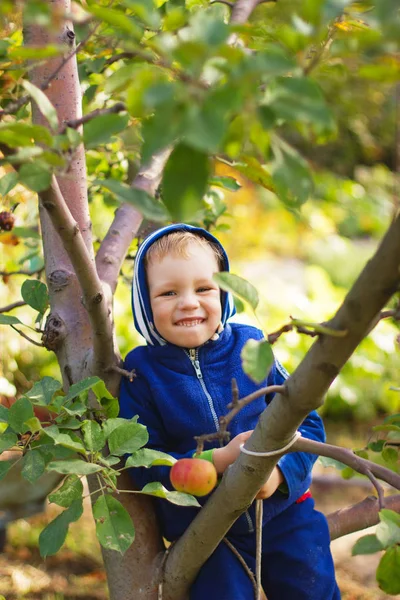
[194,360,202,379]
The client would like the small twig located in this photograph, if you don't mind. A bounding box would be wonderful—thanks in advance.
[10,325,43,347]
[0,21,101,118]
[103,52,139,68]
[210,0,234,6]
[292,436,400,492]
[266,318,347,345]
[223,538,258,599]
[0,267,44,277]
[106,365,136,381]
[194,431,231,454]
[303,23,336,76]
[266,323,292,344]
[195,383,286,454]
[255,499,263,600]
[0,300,26,313]
[60,102,126,134]
[231,378,240,406]
[394,83,400,215]
[364,469,385,509]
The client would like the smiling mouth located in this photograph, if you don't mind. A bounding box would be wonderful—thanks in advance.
[175,319,205,327]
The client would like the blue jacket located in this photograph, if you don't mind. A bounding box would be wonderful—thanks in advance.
[119,223,325,541]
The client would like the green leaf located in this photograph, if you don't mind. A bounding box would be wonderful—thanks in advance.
[368,440,385,452]
[382,446,399,464]
[0,123,53,148]
[49,475,84,508]
[0,314,23,326]
[47,459,103,476]
[25,377,62,408]
[21,450,46,483]
[323,0,352,21]
[210,176,241,191]
[21,279,49,313]
[124,0,161,29]
[39,499,83,558]
[271,137,313,206]
[376,546,400,595]
[185,103,228,153]
[12,227,41,239]
[213,272,259,311]
[352,534,383,556]
[9,45,62,60]
[99,396,120,419]
[103,417,138,439]
[87,6,142,39]
[161,144,210,221]
[0,432,18,453]
[256,45,297,77]
[95,179,168,222]
[24,417,43,433]
[241,339,274,384]
[126,448,177,468]
[8,397,35,434]
[108,422,149,456]
[44,425,86,454]
[83,113,129,148]
[81,420,106,453]
[0,405,9,423]
[376,509,400,548]
[62,377,100,403]
[0,172,18,195]
[141,482,200,507]
[232,156,273,191]
[93,495,135,554]
[266,77,335,133]
[19,163,52,192]
[0,461,13,480]
[22,80,59,130]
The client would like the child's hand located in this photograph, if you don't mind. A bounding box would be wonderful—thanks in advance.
[212,430,253,474]
[255,466,284,499]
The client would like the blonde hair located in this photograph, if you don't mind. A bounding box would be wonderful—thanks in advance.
[144,231,224,270]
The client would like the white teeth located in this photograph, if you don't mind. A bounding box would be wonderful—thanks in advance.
[176,320,203,327]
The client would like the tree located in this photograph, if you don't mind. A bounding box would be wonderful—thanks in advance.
[0,0,399,599]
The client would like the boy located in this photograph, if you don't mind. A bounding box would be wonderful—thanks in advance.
[119,223,340,600]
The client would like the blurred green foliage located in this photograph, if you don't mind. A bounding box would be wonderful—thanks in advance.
[0,0,399,423]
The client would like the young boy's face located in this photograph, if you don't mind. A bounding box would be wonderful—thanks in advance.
[147,242,222,348]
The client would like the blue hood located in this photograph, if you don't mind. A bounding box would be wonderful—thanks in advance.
[132,223,236,346]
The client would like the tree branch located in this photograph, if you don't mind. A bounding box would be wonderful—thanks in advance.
[0,267,44,277]
[96,147,171,293]
[10,325,44,347]
[59,102,126,134]
[327,494,400,541]
[291,436,400,494]
[39,177,116,375]
[0,301,26,313]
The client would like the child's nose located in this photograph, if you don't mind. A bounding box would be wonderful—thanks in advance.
[179,293,200,309]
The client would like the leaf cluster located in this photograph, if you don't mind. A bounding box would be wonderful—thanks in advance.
[0,375,198,557]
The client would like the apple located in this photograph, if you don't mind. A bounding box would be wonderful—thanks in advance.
[170,458,217,497]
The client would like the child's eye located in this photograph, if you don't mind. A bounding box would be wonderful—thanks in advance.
[197,287,212,293]
[160,290,175,297]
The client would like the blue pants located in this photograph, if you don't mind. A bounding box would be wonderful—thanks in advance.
[190,498,341,600]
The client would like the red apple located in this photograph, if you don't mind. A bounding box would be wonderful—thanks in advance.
[170,458,217,497]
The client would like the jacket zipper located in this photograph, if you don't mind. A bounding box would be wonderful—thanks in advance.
[186,348,254,533]
[186,348,220,432]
